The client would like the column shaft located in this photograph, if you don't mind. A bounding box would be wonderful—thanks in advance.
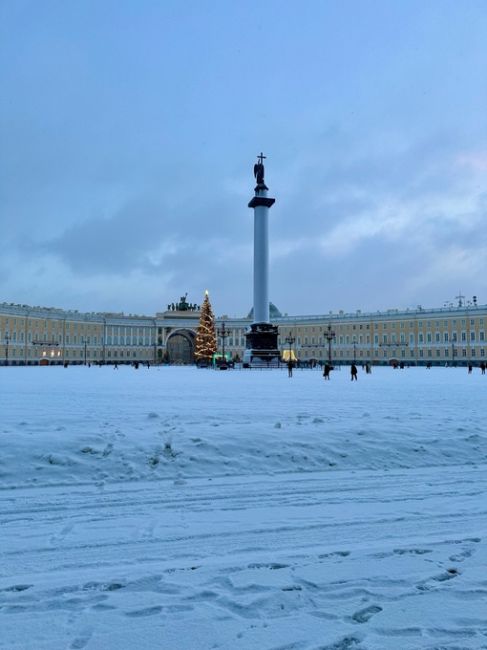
[253,204,269,323]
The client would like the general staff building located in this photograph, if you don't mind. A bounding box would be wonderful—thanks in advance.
[1,297,486,367]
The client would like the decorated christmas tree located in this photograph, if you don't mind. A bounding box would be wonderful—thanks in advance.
[195,291,217,362]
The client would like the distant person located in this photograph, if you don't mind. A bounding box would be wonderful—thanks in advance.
[468,363,473,374]
[287,359,293,378]
[365,362,371,374]
[426,362,432,369]
[481,362,486,375]
[351,364,358,381]
[323,364,331,380]
[147,362,150,369]
[399,361,404,369]
[114,363,118,370]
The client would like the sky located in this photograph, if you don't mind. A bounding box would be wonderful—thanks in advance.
[1,0,486,318]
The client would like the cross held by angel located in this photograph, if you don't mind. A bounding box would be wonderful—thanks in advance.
[253,152,266,185]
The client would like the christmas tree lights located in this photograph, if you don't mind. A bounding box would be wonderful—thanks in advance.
[195,290,217,362]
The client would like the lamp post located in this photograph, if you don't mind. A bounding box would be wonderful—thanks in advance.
[82,337,87,365]
[352,339,357,363]
[451,341,456,366]
[217,321,229,369]
[4,333,10,366]
[324,324,335,367]
[284,331,295,364]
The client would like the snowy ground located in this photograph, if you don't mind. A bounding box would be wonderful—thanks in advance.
[1,365,486,649]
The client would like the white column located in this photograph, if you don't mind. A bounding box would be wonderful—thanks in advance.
[253,191,269,324]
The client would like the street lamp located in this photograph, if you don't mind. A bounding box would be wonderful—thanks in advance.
[324,324,335,367]
[284,331,295,364]
[82,337,87,365]
[352,338,357,363]
[4,333,10,366]
[217,321,229,369]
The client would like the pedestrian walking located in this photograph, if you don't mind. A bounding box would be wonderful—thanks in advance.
[481,362,486,375]
[287,359,293,378]
[468,363,473,374]
[351,363,358,381]
[323,364,331,380]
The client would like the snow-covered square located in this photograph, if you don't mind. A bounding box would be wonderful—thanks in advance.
[1,365,486,650]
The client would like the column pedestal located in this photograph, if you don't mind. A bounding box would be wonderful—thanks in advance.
[244,322,279,366]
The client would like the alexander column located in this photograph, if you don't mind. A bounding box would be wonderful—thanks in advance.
[244,153,280,365]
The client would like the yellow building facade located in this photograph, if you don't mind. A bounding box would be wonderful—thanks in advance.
[1,301,486,366]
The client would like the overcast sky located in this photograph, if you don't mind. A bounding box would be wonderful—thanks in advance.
[1,0,486,317]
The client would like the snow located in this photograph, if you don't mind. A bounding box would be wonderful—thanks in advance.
[1,365,486,649]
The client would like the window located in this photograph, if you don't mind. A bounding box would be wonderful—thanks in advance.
[470,331,475,342]
[419,333,424,343]
[444,332,449,343]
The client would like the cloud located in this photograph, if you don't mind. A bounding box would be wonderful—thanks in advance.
[3,122,487,317]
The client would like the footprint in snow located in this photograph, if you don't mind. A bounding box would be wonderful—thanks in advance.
[69,627,93,649]
[352,604,383,623]
[125,605,162,617]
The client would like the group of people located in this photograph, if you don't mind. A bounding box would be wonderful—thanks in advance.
[468,362,486,374]
[286,360,487,379]
[287,360,364,381]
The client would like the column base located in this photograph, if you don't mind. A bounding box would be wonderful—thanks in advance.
[243,323,280,365]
